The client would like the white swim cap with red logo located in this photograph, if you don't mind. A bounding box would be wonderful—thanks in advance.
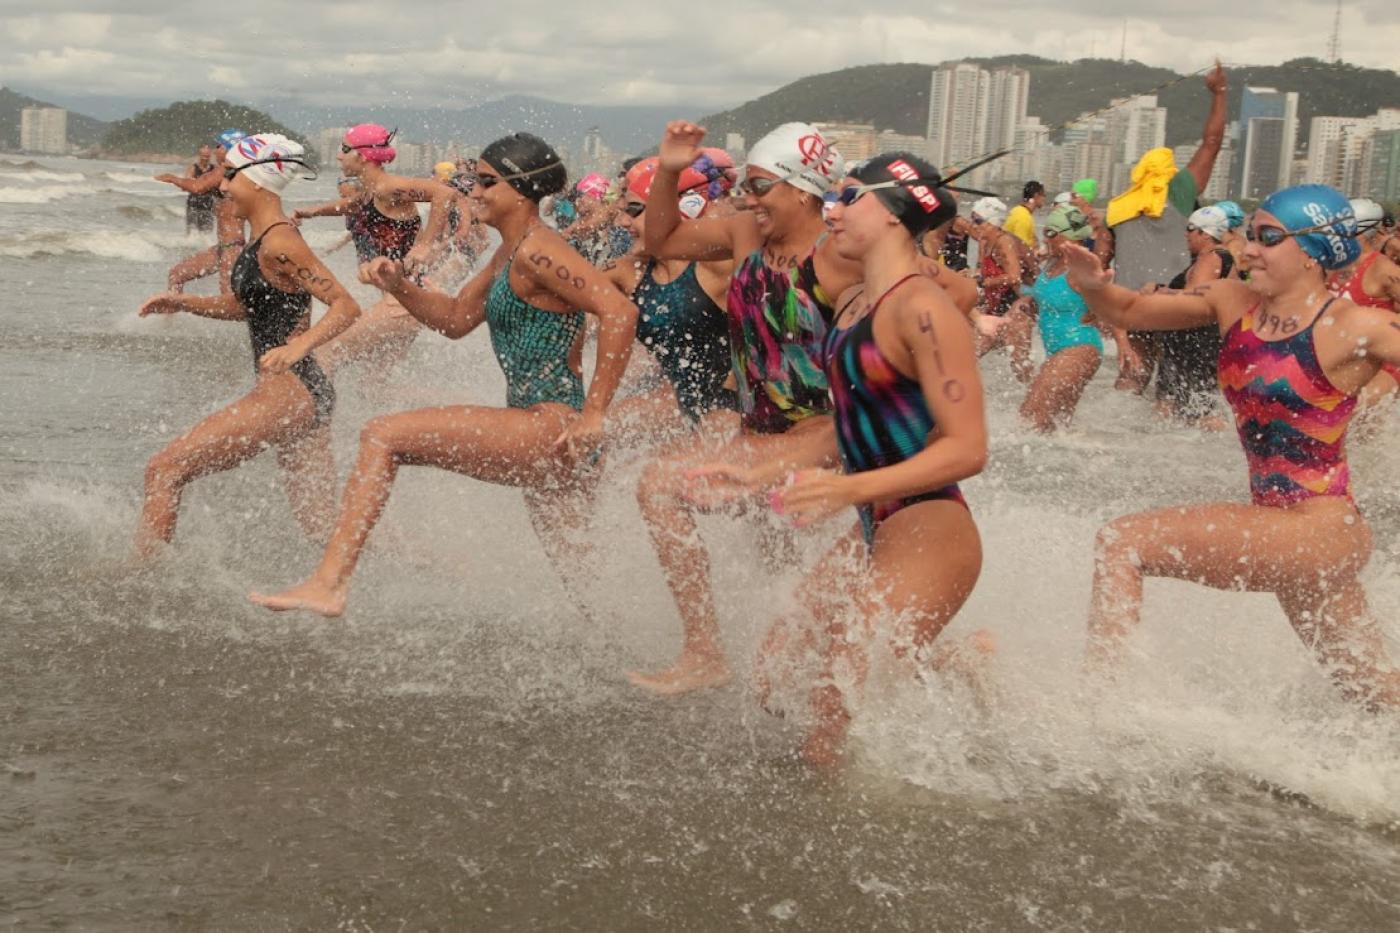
[744,122,845,197]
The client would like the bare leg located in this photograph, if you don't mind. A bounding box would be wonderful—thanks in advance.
[275,424,337,544]
[1087,500,1395,706]
[135,375,319,558]
[1020,345,1101,432]
[628,427,811,695]
[1115,331,1156,394]
[1003,309,1037,384]
[804,502,983,767]
[250,403,574,617]
[523,467,602,624]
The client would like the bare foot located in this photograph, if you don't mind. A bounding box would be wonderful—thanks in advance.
[627,655,733,696]
[248,579,348,618]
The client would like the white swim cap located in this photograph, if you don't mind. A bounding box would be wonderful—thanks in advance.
[744,122,845,197]
[1350,197,1386,234]
[1052,191,1072,206]
[227,134,308,194]
[1187,205,1230,241]
[970,196,1008,227]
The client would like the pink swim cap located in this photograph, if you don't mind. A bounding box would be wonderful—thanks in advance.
[344,124,396,164]
[575,172,611,201]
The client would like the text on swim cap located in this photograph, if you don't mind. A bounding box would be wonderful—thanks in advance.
[888,159,940,214]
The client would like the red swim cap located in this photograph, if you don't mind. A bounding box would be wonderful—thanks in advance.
[626,148,736,203]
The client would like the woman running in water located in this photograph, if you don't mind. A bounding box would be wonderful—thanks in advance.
[250,132,638,617]
[155,129,248,293]
[134,135,363,557]
[629,121,976,695]
[692,154,989,766]
[1330,198,1400,417]
[1018,205,1104,432]
[968,197,1034,380]
[294,124,455,381]
[1151,205,1240,427]
[1066,185,1400,709]
[604,150,738,436]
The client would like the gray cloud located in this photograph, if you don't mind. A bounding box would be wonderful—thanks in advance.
[2,1,1396,112]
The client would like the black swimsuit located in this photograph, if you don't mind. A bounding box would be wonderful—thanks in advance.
[230,222,335,425]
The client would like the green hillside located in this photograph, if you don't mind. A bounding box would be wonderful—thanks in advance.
[99,99,315,163]
[696,57,1400,153]
[0,86,108,150]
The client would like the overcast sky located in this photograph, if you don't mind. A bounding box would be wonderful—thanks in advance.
[3,1,1396,111]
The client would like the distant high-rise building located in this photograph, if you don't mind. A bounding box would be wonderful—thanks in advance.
[1105,95,1167,165]
[812,122,877,163]
[1171,141,1233,202]
[926,63,990,172]
[1234,87,1299,199]
[20,107,67,154]
[316,127,349,165]
[985,67,1031,154]
[1368,129,1400,201]
[874,129,933,161]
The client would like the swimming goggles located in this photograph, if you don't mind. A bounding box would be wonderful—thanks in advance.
[736,164,812,197]
[621,200,647,218]
[1245,221,1347,247]
[831,178,945,207]
[340,128,397,154]
[223,157,317,181]
[475,161,563,189]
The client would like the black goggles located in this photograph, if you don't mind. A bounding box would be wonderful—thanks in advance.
[223,157,316,182]
[340,128,397,153]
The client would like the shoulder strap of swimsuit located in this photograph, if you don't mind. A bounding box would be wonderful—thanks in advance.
[250,221,295,248]
[1213,248,1235,280]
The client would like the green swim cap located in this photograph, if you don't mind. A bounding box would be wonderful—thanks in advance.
[1044,205,1092,241]
[1072,178,1098,202]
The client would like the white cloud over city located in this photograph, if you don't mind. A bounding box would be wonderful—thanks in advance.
[1,1,1396,110]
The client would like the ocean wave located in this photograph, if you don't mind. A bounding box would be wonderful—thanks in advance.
[0,228,188,262]
[0,158,53,172]
[0,183,97,204]
[103,172,165,185]
[0,169,87,183]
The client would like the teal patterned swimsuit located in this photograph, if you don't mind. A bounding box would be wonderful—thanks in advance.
[485,259,586,410]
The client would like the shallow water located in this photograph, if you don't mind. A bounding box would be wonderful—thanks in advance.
[3,154,1399,930]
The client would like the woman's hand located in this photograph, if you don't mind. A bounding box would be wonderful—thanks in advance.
[258,342,307,374]
[1063,243,1113,294]
[658,121,707,173]
[772,469,857,525]
[139,293,185,317]
[360,257,405,291]
[555,410,606,465]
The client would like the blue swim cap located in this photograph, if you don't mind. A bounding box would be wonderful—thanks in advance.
[1215,200,1245,230]
[1258,185,1360,271]
[215,128,246,149]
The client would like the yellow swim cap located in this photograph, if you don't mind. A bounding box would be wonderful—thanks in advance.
[434,161,455,181]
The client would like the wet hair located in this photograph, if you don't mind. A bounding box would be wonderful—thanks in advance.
[1023,181,1045,201]
[850,152,957,237]
[479,133,568,202]
[619,156,643,178]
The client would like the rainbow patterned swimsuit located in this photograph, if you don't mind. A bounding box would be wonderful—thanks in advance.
[823,278,966,545]
[726,248,835,434]
[1217,300,1355,507]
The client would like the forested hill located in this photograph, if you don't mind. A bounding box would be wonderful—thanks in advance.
[694,57,1400,150]
[98,100,315,163]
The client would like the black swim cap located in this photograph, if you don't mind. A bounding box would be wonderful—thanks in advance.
[850,152,957,237]
[480,133,568,202]
[1023,180,1045,200]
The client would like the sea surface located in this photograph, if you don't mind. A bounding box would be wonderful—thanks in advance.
[2,154,1399,931]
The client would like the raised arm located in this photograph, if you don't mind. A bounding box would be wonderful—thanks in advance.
[139,291,243,320]
[292,196,362,222]
[155,170,223,196]
[366,246,505,339]
[1186,63,1229,194]
[644,122,741,262]
[256,228,363,373]
[1063,242,1219,331]
[379,177,456,272]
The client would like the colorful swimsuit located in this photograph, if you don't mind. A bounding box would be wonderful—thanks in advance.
[726,247,836,433]
[485,259,586,410]
[1218,299,1355,507]
[823,275,966,546]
